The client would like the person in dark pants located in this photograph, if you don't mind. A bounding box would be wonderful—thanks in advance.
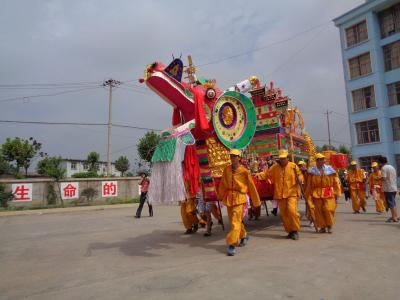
[135,173,153,218]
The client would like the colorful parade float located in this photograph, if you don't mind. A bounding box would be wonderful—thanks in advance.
[140,56,319,206]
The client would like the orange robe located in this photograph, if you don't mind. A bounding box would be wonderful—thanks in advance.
[348,168,367,212]
[369,170,386,213]
[259,162,303,233]
[305,165,342,229]
[218,165,261,246]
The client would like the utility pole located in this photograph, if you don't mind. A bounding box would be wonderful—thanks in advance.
[103,79,121,176]
[325,110,332,150]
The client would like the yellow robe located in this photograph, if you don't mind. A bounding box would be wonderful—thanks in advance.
[305,166,342,229]
[218,165,261,246]
[369,170,386,213]
[302,171,316,223]
[348,168,366,212]
[181,181,199,230]
[259,162,303,233]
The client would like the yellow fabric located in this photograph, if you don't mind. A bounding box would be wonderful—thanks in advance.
[350,189,366,212]
[304,169,341,227]
[226,204,247,246]
[180,198,199,230]
[313,197,336,228]
[229,149,241,156]
[218,165,261,207]
[315,153,325,159]
[369,170,385,213]
[259,161,303,200]
[278,149,288,158]
[348,168,366,190]
[304,170,342,199]
[277,197,300,233]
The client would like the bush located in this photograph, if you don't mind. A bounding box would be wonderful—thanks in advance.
[72,171,98,178]
[46,184,57,205]
[81,187,98,203]
[0,183,14,208]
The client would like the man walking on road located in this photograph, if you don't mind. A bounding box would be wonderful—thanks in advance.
[258,149,303,240]
[378,157,399,223]
[347,161,367,214]
[135,173,153,218]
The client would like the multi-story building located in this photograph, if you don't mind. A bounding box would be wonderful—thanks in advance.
[60,159,121,178]
[334,0,400,178]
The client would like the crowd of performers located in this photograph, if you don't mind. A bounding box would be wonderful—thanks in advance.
[177,148,398,256]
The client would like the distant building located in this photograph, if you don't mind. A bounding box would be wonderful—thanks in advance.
[334,0,400,177]
[60,159,121,178]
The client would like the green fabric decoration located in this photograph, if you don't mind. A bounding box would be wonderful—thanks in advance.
[151,138,177,162]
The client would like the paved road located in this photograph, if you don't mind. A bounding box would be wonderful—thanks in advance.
[1,199,399,300]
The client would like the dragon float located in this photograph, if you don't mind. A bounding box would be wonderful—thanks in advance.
[141,56,317,205]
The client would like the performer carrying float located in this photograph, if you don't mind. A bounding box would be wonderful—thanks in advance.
[218,149,261,256]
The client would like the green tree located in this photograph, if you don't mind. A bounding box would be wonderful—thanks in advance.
[0,149,11,175]
[115,156,130,176]
[1,137,44,176]
[86,151,100,173]
[137,131,160,163]
[0,183,14,208]
[338,144,351,155]
[37,156,66,206]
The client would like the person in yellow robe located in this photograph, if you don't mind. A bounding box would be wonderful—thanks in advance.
[369,162,386,214]
[258,149,303,240]
[305,153,342,233]
[347,161,367,213]
[218,149,261,256]
[181,180,199,234]
[298,160,316,228]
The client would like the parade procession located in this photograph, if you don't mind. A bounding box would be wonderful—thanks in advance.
[3,1,400,299]
[138,55,394,256]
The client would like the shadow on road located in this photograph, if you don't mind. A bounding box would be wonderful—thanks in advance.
[86,213,285,257]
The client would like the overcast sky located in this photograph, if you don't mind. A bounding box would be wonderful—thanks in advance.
[0,0,364,171]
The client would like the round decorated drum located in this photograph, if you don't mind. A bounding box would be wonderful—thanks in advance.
[212,91,256,149]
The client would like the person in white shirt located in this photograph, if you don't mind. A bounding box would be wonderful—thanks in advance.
[378,157,398,223]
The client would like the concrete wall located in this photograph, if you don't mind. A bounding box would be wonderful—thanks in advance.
[0,177,141,208]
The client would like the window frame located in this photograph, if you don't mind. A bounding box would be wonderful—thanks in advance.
[348,52,372,79]
[351,85,376,112]
[345,20,368,48]
[355,119,380,144]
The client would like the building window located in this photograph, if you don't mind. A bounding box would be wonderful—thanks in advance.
[83,163,88,170]
[351,85,375,112]
[378,3,400,38]
[348,52,372,79]
[387,81,400,106]
[359,155,382,172]
[392,117,400,141]
[355,119,380,144]
[71,162,77,170]
[383,40,400,71]
[346,20,368,47]
[396,155,400,177]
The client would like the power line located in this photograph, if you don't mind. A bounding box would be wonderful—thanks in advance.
[0,80,103,87]
[266,26,328,77]
[197,21,330,68]
[0,120,161,131]
[0,86,102,103]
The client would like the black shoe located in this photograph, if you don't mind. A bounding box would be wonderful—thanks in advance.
[271,208,278,216]
[184,229,193,234]
[203,232,212,237]
[192,224,199,233]
[291,231,299,240]
[362,207,366,212]
[135,215,140,218]
[286,232,293,239]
